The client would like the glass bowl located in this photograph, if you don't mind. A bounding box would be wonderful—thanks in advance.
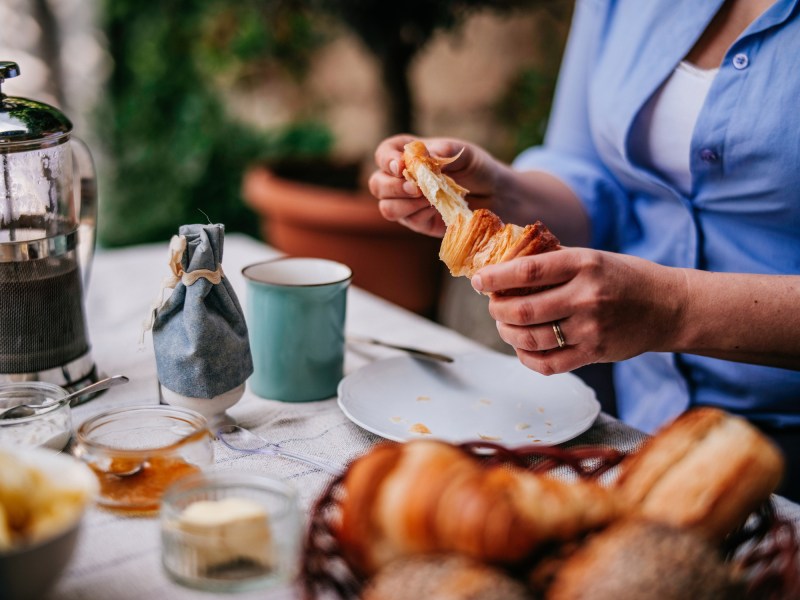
[73,406,214,515]
[160,471,301,593]
[0,382,72,451]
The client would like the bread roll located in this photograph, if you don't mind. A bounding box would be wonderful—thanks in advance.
[402,141,559,278]
[546,519,745,600]
[615,407,784,540]
[362,554,533,600]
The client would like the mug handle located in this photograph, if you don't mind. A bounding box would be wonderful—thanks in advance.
[71,136,98,287]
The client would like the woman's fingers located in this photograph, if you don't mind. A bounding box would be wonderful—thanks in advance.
[473,249,583,295]
[397,206,445,236]
[496,319,571,352]
[373,134,416,176]
[371,135,454,237]
[482,248,688,374]
[514,347,595,376]
[368,170,420,201]
[488,286,568,327]
[369,166,440,233]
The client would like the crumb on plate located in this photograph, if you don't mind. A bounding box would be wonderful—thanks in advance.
[409,423,432,435]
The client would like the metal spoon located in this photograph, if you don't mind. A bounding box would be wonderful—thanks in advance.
[347,335,454,363]
[0,375,130,420]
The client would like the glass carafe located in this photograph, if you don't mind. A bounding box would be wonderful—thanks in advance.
[0,61,99,395]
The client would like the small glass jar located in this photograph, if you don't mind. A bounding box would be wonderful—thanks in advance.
[160,471,301,593]
[0,382,72,451]
[73,405,213,515]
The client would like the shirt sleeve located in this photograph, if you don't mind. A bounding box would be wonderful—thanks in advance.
[513,0,628,251]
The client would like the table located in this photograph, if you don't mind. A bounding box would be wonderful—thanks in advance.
[53,234,800,599]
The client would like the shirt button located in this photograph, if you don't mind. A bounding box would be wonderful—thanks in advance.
[732,53,749,69]
[700,148,719,162]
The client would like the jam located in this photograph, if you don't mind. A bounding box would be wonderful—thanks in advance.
[91,454,202,515]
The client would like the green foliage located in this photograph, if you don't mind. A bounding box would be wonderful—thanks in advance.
[494,1,570,157]
[496,67,557,156]
[193,1,325,81]
[97,0,332,247]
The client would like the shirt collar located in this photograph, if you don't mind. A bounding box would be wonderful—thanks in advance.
[744,0,800,36]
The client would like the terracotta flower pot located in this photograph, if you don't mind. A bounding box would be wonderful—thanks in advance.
[242,165,444,317]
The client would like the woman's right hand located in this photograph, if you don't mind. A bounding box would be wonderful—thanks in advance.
[368,134,500,238]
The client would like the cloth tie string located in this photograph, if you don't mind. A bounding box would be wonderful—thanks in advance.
[140,235,224,343]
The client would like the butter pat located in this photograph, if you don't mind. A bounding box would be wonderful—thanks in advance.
[177,497,273,573]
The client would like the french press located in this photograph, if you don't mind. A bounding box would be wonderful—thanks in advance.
[0,61,100,393]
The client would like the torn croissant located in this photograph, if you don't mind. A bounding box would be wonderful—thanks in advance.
[402,140,560,278]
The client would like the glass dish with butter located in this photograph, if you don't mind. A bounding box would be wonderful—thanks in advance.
[160,471,301,592]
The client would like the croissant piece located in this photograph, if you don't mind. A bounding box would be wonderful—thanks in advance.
[336,440,620,576]
[614,407,784,541]
[402,141,560,278]
[402,140,471,227]
[442,210,560,278]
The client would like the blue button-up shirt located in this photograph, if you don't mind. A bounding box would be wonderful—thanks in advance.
[514,0,800,432]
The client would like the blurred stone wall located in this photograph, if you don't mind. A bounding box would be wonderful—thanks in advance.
[0,0,109,138]
[223,5,570,180]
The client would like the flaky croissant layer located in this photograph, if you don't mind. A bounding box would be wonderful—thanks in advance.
[402,141,560,278]
[442,210,560,278]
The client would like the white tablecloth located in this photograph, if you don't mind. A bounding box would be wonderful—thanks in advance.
[51,234,800,599]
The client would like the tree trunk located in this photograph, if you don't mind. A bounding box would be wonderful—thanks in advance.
[377,43,416,135]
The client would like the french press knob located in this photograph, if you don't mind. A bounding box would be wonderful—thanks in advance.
[0,61,21,86]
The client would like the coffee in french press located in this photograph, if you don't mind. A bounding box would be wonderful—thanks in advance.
[0,61,100,399]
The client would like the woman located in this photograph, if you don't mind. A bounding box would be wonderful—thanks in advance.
[369,0,800,498]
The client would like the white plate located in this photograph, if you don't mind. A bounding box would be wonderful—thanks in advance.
[337,352,601,447]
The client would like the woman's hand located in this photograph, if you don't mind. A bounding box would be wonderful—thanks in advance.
[471,248,689,375]
[368,134,500,237]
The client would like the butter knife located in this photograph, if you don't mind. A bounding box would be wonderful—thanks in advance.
[347,335,454,363]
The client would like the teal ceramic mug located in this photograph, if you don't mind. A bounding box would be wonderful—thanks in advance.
[242,257,352,402]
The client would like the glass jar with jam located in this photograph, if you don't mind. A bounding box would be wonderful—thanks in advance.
[73,406,213,515]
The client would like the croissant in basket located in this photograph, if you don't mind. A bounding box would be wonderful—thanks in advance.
[334,439,620,577]
[306,408,790,599]
[402,141,560,278]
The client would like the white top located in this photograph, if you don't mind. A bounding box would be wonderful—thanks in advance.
[631,60,719,195]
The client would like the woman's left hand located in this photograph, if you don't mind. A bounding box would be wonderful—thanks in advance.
[471,248,688,375]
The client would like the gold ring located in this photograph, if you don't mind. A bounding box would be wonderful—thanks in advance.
[552,321,566,349]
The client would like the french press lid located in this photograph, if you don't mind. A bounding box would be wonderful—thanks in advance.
[0,61,73,148]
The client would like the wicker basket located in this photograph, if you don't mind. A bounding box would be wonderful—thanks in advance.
[301,441,799,600]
